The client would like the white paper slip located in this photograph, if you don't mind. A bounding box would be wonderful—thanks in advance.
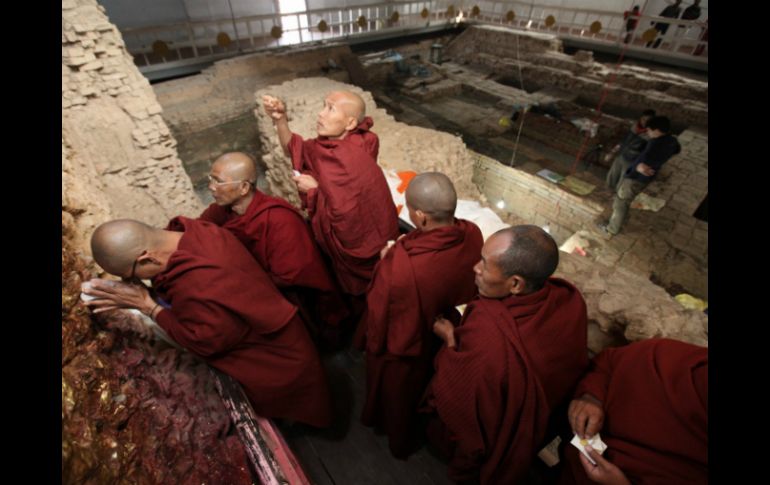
[292,170,301,177]
[80,282,97,302]
[570,433,607,465]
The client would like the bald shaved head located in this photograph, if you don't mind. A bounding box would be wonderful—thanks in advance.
[90,219,156,276]
[494,225,559,292]
[406,172,457,223]
[329,91,366,123]
[212,152,258,187]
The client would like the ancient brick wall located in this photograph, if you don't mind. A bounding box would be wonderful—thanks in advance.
[62,0,203,254]
[445,26,708,128]
[472,153,605,244]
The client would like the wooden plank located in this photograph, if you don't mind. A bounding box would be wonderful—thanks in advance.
[211,369,311,485]
[281,433,335,485]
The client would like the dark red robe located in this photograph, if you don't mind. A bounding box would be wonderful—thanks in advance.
[423,278,589,483]
[359,219,483,458]
[560,338,708,485]
[198,191,348,331]
[153,217,332,428]
[288,117,399,296]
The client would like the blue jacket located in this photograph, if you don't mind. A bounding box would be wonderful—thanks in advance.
[625,134,681,183]
[618,126,650,162]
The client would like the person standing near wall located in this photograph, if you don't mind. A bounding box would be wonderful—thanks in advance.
[693,18,708,56]
[604,109,655,191]
[647,0,683,48]
[598,116,681,236]
[623,5,641,44]
[675,0,702,43]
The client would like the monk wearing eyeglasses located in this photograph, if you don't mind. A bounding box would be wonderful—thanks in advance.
[198,151,348,342]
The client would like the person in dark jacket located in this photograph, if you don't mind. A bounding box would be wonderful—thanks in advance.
[605,109,655,190]
[598,116,681,236]
[647,0,683,48]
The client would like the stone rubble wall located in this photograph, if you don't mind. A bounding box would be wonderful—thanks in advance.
[556,250,708,352]
[62,0,203,254]
[254,77,483,207]
[154,44,354,136]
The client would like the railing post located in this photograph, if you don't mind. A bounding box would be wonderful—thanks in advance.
[225,0,241,52]
[187,23,198,58]
[528,2,534,27]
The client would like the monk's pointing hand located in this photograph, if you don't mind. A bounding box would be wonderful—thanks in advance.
[568,393,605,439]
[262,95,286,121]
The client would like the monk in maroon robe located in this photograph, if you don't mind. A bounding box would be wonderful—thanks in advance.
[422,225,589,484]
[85,218,332,428]
[357,172,483,459]
[562,338,708,485]
[197,152,348,337]
[262,91,399,300]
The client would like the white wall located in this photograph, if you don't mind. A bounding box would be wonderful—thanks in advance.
[98,0,708,29]
[306,0,379,8]
[99,0,278,28]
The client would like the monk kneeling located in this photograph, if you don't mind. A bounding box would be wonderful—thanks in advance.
[422,225,589,483]
[358,172,483,459]
[84,217,332,428]
[199,151,348,339]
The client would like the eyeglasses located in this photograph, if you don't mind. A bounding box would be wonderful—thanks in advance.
[128,251,144,282]
[123,249,147,284]
[207,175,255,188]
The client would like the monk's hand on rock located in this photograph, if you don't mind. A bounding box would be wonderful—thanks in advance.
[569,393,604,439]
[82,278,155,315]
[578,445,631,485]
[293,174,318,193]
[262,95,286,121]
[433,317,456,349]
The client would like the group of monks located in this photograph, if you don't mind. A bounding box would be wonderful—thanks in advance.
[82,90,707,484]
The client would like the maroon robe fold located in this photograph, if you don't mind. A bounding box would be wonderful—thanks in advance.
[423,278,589,483]
[154,217,331,428]
[561,338,708,485]
[359,219,483,458]
[288,117,399,296]
[198,191,348,330]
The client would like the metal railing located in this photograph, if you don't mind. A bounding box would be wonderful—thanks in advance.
[119,1,707,71]
[122,1,450,68]
[466,1,707,58]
